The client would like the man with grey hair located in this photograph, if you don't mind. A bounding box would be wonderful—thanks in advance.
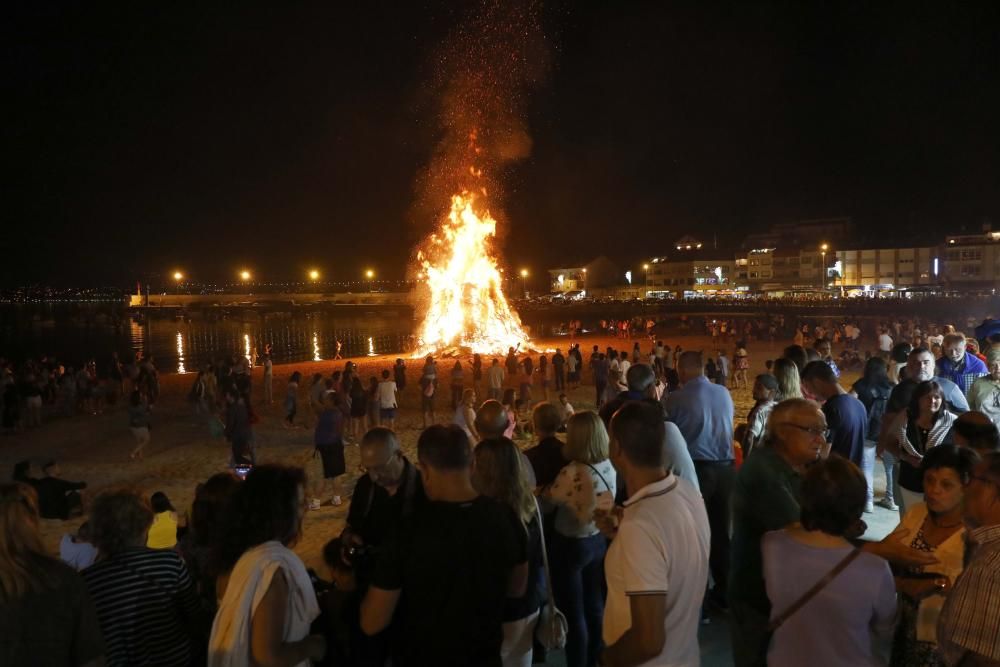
[600,363,698,491]
[937,333,987,395]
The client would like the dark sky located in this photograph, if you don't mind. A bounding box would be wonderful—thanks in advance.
[7,1,1000,287]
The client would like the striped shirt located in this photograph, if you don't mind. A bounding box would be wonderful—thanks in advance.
[938,525,1000,666]
[82,548,200,667]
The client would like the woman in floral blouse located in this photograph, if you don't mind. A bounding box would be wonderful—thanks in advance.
[544,411,617,667]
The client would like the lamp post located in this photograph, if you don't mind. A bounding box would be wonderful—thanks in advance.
[308,269,320,282]
[173,271,183,295]
[582,267,588,293]
[819,244,828,293]
[239,270,251,292]
[520,268,529,298]
[365,269,375,292]
[642,263,649,296]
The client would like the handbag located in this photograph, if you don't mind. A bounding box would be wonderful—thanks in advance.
[533,497,568,651]
[768,547,862,631]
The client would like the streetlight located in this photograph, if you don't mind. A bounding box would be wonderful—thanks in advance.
[582,267,588,293]
[240,270,251,283]
[308,269,320,282]
[172,271,183,295]
[520,268,529,298]
[819,244,829,292]
[365,269,375,292]
[642,263,649,295]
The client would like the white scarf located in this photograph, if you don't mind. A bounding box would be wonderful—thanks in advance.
[897,410,957,459]
[208,541,319,667]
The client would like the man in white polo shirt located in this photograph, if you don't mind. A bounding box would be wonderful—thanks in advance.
[599,401,710,667]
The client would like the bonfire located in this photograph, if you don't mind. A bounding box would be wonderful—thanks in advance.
[412,191,531,357]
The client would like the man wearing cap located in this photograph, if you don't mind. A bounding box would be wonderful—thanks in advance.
[969,348,1000,427]
[743,374,778,458]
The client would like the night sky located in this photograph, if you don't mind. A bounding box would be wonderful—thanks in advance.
[7,1,1000,287]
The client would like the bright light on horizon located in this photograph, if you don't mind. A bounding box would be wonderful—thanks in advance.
[173,271,183,281]
[240,270,251,281]
[309,269,320,281]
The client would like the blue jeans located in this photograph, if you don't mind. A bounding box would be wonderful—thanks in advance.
[862,442,876,504]
[551,532,606,667]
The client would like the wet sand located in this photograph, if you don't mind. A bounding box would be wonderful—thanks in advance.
[2,333,844,573]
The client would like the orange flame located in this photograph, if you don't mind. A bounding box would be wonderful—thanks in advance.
[413,191,530,356]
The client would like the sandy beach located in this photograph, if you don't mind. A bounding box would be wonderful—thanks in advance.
[3,332,840,574]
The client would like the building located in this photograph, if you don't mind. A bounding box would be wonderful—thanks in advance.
[547,256,620,294]
[644,237,738,297]
[835,246,938,294]
[942,231,1000,292]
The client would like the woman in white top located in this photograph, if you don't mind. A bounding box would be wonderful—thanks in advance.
[454,388,480,443]
[544,411,616,667]
[208,465,325,667]
[888,445,976,667]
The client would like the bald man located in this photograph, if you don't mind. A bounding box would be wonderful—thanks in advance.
[476,399,537,487]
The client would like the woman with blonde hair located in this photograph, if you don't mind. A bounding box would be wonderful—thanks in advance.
[773,357,803,400]
[454,388,480,443]
[473,437,543,667]
[544,411,616,667]
[0,482,105,665]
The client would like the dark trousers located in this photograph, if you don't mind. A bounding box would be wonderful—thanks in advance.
[595,381,606,407]
[693,459,735,597]
[555,368,565,391]
[551,532,606,667]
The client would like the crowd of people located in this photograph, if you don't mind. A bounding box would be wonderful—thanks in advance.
[4,315,1000,667]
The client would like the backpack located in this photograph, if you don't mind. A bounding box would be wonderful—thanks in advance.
[866,387,889,440]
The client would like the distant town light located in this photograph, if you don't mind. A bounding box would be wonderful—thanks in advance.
[365,269,375,279]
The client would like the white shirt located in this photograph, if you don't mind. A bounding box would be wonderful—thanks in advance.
[878,333,893,352]
[487,365,505,389]
[59,534,97,571]
[618,359,632,389]
[603,474,710,666]
[377,380,397,408]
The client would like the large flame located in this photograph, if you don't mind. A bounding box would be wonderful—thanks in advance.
[413,192,530,356]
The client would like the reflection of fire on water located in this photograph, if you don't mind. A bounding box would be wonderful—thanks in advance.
[412,192,530,356]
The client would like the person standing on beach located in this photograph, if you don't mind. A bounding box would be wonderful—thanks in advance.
[285,371,302,428]
[262,353,273,405]
[128,389,151,461]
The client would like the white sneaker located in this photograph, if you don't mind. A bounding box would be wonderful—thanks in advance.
[864,502,875,514]
[309,498,321,511]
[331,495,343,507]
[876,497,899,511]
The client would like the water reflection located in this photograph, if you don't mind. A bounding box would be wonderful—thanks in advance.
[243,333,252,367]
[176,331,186,374]
[367,336,376,357]
[313,332,322,362]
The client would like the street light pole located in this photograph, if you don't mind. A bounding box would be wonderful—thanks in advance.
[520,269,529,298]
[819,244,828,293]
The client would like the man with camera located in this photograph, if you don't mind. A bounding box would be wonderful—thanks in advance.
[340,427,425,665]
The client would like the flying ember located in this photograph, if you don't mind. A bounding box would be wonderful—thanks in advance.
[412,191,530,356]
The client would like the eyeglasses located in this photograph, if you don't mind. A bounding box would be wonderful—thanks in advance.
[781,423,830,440]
